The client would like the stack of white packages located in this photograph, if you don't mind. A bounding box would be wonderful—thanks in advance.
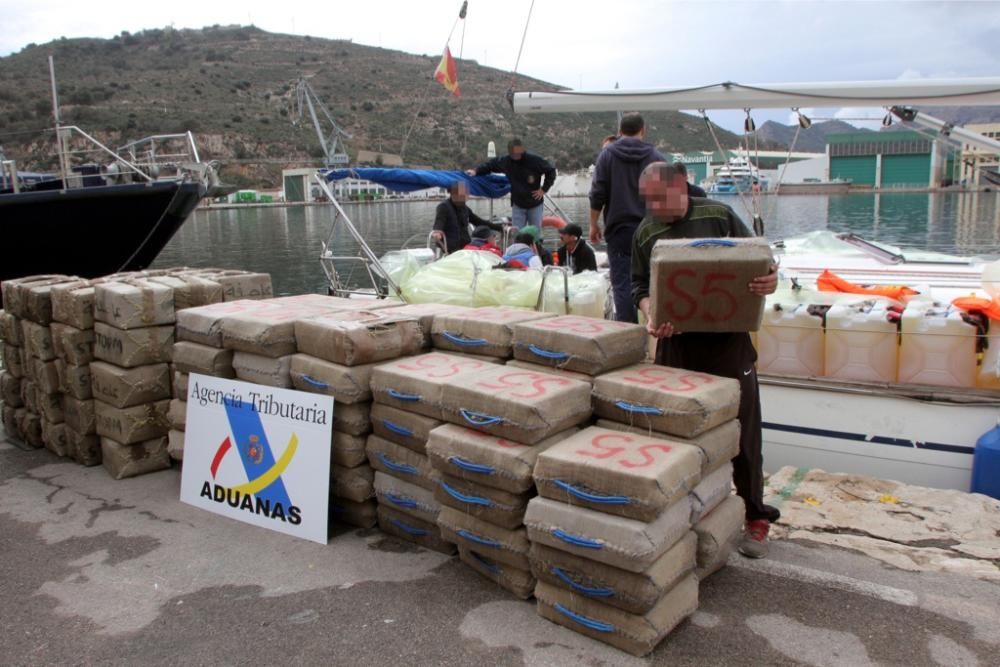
[291,307,424,529]
[591,364,746,581]
[528,424,709,657]
[369,350,500,553]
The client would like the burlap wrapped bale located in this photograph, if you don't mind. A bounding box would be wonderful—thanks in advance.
[21,379,37,412]
[688,462,733,524]
[592,364,740,438]
[370,403,443,454]
[94,281,175,329]
[221,309,306,358]
[694,494,744,581]
[51,280,99,330]
[534,426,702,522]
[365,434,437,492]
[50,322,95,365]
[650,237,773,333]
[93,322,173,368]
[21,410,44,448]
[232,352,294,388]
[377,505,456,555]
[90,361,171,409]
[530,531,697,615]
[382,303,475,346]
[331,431,367,468]
[173,370,189,401]
[438,365,591,445]
[146,275,223,310]
[370,352,498,420]
[167,429,185,461]
[594,419,740,475]
[210,271,273,301]
[176,300,282,348]
[332,401,372,436]
[458,546,536,600]
[373,471,441,524]
[101,435,171,479]
[56,360,92,400]
[31,358,61,395]
[535,574,699,657]
[95,399,170,445]
[171,341,235,378]
[437,506,531,569]
[22,320,56,361]
[167,399,187,432]
[504,359,595,385]
[36,389,64,424]
[62,396,96,435]
[294,311,424,366]
[330,463,374,503]
[3,404,21,441]
[511,315,647,375]
[330,496,377,529]
[288,354,374,403]
[435,474,532,530]
[3,344,25,378]
[0,310,23,345]
[1,372,22,408]
[24,277,83,325]
[2,275,74,320]
[42,420,70,457]
[65,425,101,465]
[524,496,692,573]
[431,307,554,358]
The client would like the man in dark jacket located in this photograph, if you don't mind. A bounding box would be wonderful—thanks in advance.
[556,223,598,274]
[589,113,666,322]
[432,181,504,254]
[466,138,556,230]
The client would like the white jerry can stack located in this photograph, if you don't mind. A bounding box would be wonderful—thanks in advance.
[824,298,900,383]
[897,300,978,388]
[755,303,826,378]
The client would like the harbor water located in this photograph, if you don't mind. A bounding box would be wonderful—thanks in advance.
[153,191,1000,297]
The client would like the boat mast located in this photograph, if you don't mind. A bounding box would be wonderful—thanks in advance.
[48,56,70,186]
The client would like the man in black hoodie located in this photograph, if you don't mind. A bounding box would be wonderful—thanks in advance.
[589,113,666,322]
[466,138,556,230]
[432,181,505,254]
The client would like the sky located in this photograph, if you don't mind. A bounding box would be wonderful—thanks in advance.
[2,0,999,133]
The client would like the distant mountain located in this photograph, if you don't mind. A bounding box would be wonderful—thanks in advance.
[916,105,1000,126]
[0,26,744,188]
[756,119,869,151]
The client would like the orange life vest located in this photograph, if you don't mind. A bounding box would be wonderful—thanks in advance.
[816,269,919,301]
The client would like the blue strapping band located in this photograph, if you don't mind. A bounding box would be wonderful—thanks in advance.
[527,344,569,360]
[382,420,414,438]
[688,239,736,247]
[377,451,418,475]
[552,479,631,505]
[384,492,417,509]
[448,456,495,475]
[459,408,503,427]
[301,374,330,389]
[387,388,420,401]
[441,331,487,347]
[457,529,500,548]
[551,528,603,549]
[441,480,492,507]
[553,603,614,633]
[614,400,663,415]
[551,567,615,597]
[390,518,428,536]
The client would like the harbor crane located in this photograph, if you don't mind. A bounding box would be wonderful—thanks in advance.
[890,106,1000,186]
[296,78,351,168]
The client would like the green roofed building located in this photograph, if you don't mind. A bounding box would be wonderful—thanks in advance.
[827,130,959,189]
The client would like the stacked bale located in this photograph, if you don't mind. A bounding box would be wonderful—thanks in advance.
[1,301,27,444]
[528,425,708,656]
[292,309,424,530]
[369,350,500,553]
[591,364,744,580]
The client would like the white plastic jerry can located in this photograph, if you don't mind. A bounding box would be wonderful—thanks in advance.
[897,301,978,388]
[756,303,825,377]
[979,329,1000,389]
[824,298,899,383]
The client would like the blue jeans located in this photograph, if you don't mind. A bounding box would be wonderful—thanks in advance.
[511,203,544,229]
[606,225,638,323]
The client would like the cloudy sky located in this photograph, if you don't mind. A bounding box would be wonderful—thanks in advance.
[2,0,998,131]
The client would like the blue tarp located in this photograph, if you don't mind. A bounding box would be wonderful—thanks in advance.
[325,168,510,199]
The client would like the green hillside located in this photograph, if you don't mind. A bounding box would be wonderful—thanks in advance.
[0,25,744,188]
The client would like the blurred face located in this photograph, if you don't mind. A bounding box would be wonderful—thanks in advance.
[640,171,688,222]
[559,232,577,249]
[509,145,526,161]
[451,182,468,204]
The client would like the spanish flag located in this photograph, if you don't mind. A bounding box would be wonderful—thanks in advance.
[434,46,461,97]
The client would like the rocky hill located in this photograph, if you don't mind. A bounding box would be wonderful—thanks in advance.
[0,26,745,188]
[756,119,870,152]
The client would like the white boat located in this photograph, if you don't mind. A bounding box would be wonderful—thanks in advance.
[707,156,769,194]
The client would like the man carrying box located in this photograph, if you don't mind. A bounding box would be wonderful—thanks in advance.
[630,161,779,559]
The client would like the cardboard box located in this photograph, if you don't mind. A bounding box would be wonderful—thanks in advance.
[592,364,740,438]
[171,341,235,377]
[51,322,95,365]
[94,399,170,445]
[534,574,698,657]
[90,361,171,409]
[693,494,744,581]
[369,403,443,454]
[101,435,171,480]
[649,237,772,333]
[431,307,554,358]
[167,428,185,461]
[232,352,293,388]
[94,281,176,329]
[331,431,367,468]
[529,532,696,615]
[332,401,372,437]
[62,396,96,435]
[688,462,733,524]
[534,426,702,522]
[436,506,531,569]
[524,496,692,573]
[330,463,374,503]
[288,354,375,404]
[65,424,101,466]
[426,424,575,495]
[330,496,377,529]
[511,315,647,375]
[93,322,174,368]
[294,311,424,366]
[373,471,441,524]
[594,418,740,475]
[434,473,531,530]
[370,352,499,420]
[458,546,536,600]
[377,505,455,555]
[438,365,592,445]
[57,360,93,400]
[365,434,437,492]
[0,310,23,345]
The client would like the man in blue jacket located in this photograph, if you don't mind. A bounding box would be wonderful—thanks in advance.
[589,113,666,322]
[466,138,556,230]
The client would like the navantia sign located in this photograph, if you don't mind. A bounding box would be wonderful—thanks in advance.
[180,374,333,544]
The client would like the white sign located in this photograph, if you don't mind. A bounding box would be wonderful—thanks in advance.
[180,374,333,544]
